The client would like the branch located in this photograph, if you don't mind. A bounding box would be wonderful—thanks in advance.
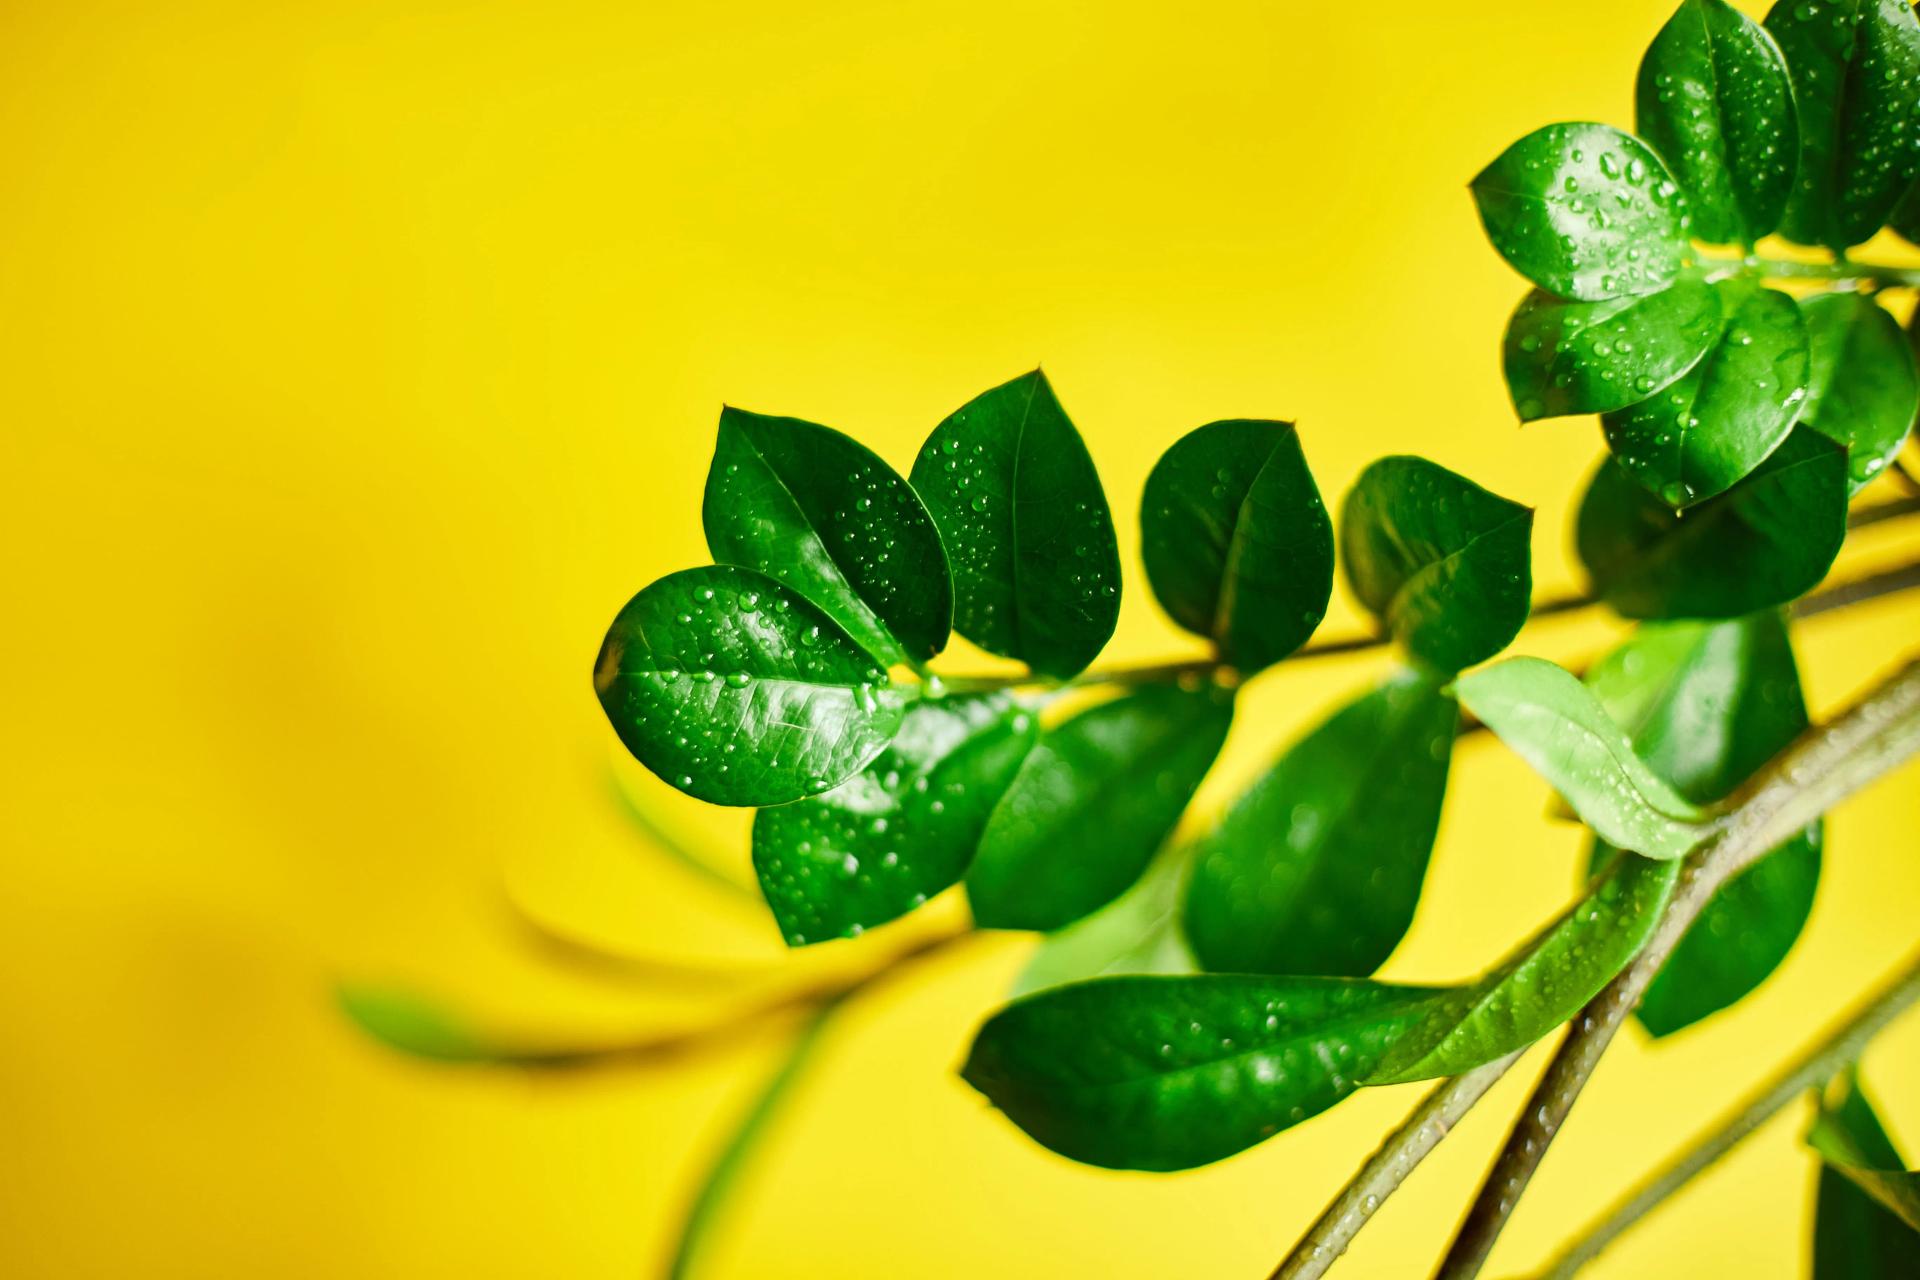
[1530,945,1920,1279]
[1695,250,1920,289]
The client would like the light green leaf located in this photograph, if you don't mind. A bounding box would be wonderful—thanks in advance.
[1010,846,1196,999]
[1503,282,1722,422]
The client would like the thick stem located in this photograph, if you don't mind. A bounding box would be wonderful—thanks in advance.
[1532,945,1920,1279]
[1695,251,1920,289]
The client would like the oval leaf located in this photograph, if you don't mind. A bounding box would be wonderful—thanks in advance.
[593,565,911,806]
[752,693,1037,946]
[1471,122,1689,301]
[909,370,1121,678]
[1767,0,1920,250]
[1577,424,1849,619]
[1503,281,1722,422]
[1810,1069,1920,1236]
[965,684,1234,932]
[1800,291,1920,493]
[1455,656,1712,859]
[1340,456,1534,674]
[961,974,1442,1170]
[1812,1071,1920,1265]
[1010,847,1196,998]
[1139,420,1333,673]
[1637,0,1798,245]
[1601,279,1810,508]
[703,407,953,667]
[1184,670,1457,977]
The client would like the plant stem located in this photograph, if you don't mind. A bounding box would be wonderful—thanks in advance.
[1530,945,1920,1279]
[1695,251,1920,289]
[1431,654,1920,1280]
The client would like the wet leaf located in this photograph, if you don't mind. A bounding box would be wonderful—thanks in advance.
[593,565,912,806]
[1800,292,1920,493]
[1810,1069,1920,1241]
[1503,281,1722,422]
[1140,420,1333,673]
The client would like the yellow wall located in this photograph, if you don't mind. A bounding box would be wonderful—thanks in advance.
[3,1,1916,1275]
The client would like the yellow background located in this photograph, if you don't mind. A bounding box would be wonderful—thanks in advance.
[4,1,1917,1275]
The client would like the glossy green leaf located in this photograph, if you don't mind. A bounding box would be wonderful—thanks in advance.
[1800,292,1920,493]
[1811,1069,1920,1236]
[593,565,912,806]
[1600,279,1810,508]
[1184,671,1457,977]
[1637,0,1797,245]
[1767,0,1920,250]
[1470,122,1689,301]
[702,408,952,668]
[1139,420,1333,673]
[1578,425,1849,619]
[1010,846,1196,999]
[1366,853,1682,1084]
[966,684,1234,932]
[752,694,1037,946]
[1503,281,1722,422]
[908,370,1121,678]
[1583,615,1820,1036]
[1456,657,1712,860]
[961,974,1442,1170]
[1341,457,1533,674]
[1812,1070,1920,1273]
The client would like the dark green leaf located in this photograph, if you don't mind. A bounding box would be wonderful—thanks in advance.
[1600,279,1810,508]
[594,565,912,806]
[1578,425,1849,619]
[1637,0,1797,245]
[966,684,1234,932]
[1583,615,1821,1036]
[703,408,953,668]
[1010,846,1196,998]
[1366,853,1682,1084]
[1767,0,1920,250]
[961,974,1442,1170]
[1503,282,1722,422]
[1471,122,1689,301]
[1813,1070,1920,1274]
[1139,420,1333,673]
[1340,457,1534,674]
[908,370,1121,678]
[1801,292,1920,493]
[752,694,1037,946]
[1455,657,1711,860]
[1811,1069,1920,1238]
[1184,671,1457,977]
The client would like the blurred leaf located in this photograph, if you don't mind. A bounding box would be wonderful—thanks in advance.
[1800,292,1920,493]
[1503,282,1722,422]
[1636,0,1797,245]
[703,407,952,667]
[1010,845,1197,998]
[1139,419,1333,673]
[594,565,912,806]
[966,684,1234,932]
[1340,456,1533,674]
[908,370,1120,678]
[1810,1069,1920,1243]
[1600,279,1809,508]
[961,974,1442,1170]
[1456,656,1712,860]
[339,985,500,1063]
[607,747,757,897]
[1578,425,1849,619]
[752,694,1037,946]
[1470,122,1688,301]
[1184,670,1456,977]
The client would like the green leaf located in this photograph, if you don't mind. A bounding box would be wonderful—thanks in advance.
[1010,846,1197,999]
[1139,420,1333,673]
[1600,279,1810,508]
[908,370,1121,678]
[703,407,953,668]
[1800,292,1920,493]
[1184,670,1457,977]
[339,984,503,1063]
[752,694,1038,946]
[960,974,1442,1170]
[1767,0,1920,250]
[1578,425,1849,619]
[1456,657,1712,859]
[1583,615,1820,1036]
[1503,281,1723,422]
[594,565,912,807]
[965,684,1234,932]
[1810,1069,1920,1238]
[1470,122,1689,302]
[1340,456,1534,675]
[1636,0,1798,245]
[1366,853,1682,1084]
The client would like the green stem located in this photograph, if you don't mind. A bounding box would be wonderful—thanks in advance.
[1694,251,1920,289]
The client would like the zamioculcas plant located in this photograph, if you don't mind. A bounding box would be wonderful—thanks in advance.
[345,2,1920,1276]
